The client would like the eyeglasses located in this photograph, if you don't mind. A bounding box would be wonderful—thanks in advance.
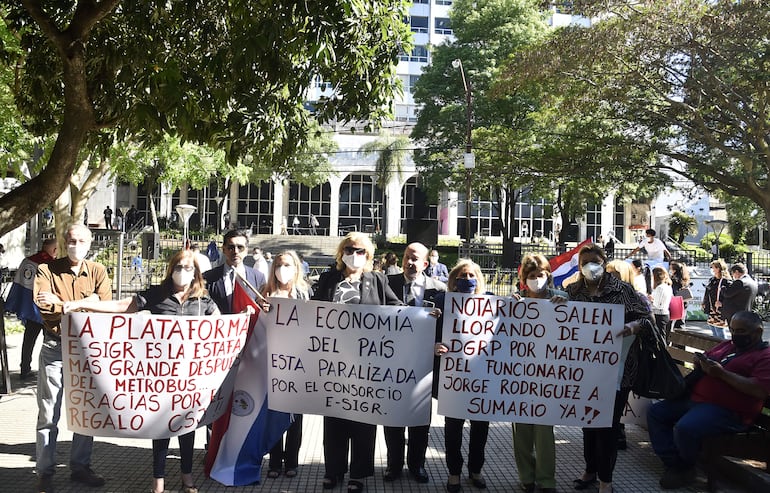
[173,265,195,272]
[225,244,247,252]
[343,246,367,255]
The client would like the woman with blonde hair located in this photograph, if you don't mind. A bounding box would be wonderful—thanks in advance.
[606,260,634,285]
[312,232,401,493]
[63,249,218,493]
[436,259,491,492]
[262,250,312,479]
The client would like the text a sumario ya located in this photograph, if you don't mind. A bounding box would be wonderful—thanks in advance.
[440,295,621,398]
[64,313,249,435]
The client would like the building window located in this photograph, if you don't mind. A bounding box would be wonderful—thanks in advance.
[338,174,384,234]
[434,17,452,35]
[400,177,438,234]
[435,0,453,5]
[413,0,429,3]
[408,74,419,93]
[585,202,602,242]
[410,16,429,33]
[238,181,274,234]
[287,182,332,234]
[408,45,429,63]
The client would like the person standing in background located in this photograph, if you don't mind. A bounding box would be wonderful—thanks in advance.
[426,249,449,283]
[5,237,58,380]
[102,206,113,229]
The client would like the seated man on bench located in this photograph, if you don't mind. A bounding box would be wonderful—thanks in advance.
[647,310,770,490]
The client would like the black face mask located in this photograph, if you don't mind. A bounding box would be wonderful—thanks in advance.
[732,334,754,350]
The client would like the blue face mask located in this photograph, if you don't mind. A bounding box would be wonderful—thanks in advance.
[456,278,477,293]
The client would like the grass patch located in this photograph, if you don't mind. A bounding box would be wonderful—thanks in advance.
[3,315,24,334]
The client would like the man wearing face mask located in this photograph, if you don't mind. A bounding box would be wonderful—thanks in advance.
[647,311,770,489]
[625,228,671,263]
[383,243,446,484]
[33,224,112,493]
[426,249,449,283]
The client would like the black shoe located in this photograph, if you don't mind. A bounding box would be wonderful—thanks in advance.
[383,467,402,482]
[446,480,462,493]
[573,477,597,490]
[521,484,536,493]
[21,370,36,381]
[469,473,487,489]
[37,475,55,493]
[70,468,105,487]
[659,467,696,490]
[409,467,430,483]
[347,479,364,492]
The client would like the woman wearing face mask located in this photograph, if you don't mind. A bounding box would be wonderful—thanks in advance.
[510,254,568,493]
[703,259,731,337]
[63,249,219,493]
[312,232,402,493]
[261,250,312,479]
[566,244,655,493]
[434,259,492,493]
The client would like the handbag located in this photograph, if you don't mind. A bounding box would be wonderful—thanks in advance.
[669,295,685,321]
[630,327,686,399]
[674,287,693,301]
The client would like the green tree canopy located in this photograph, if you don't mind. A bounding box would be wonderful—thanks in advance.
[0,0,410,236]
[501,0,770,227]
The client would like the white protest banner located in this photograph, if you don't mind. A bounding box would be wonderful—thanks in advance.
[437,293,624,427]
[264,298,435,426]
[62,312,250,438]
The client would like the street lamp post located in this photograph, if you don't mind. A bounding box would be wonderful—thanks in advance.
[176,204,196,249]
[214,195,224,235]
[452,58,475,244]
[705,219,728,260]
[118,206,129,233]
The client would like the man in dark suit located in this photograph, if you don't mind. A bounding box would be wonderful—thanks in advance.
[203,229,266,316]
[721,263,759,324]
[384,242,447,484]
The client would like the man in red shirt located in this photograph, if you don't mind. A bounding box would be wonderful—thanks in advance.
[647,310,770,489]
[19,238,57,379]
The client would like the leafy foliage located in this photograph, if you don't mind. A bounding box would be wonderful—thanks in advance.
[0,0,411,235]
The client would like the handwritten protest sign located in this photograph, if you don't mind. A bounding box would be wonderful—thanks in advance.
[62,312,250,438]
[264,299,435,426]
[437,293,623,427]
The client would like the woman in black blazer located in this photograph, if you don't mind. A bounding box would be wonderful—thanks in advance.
[312,232,401,493]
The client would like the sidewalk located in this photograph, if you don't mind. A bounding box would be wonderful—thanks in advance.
[0,329,742,493]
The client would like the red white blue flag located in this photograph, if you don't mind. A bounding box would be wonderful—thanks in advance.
[550,238,593,288]
[205,280,291,486]
[4,258,43,324]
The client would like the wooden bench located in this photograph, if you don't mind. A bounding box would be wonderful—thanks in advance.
[668,328,770,491]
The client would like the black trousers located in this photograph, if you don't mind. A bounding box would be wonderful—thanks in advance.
[581,388,630,483]
[269,414,303,470]
[323,416,376,480]
[444,417,489,476]
[383,424,430,471]
[152,431,195,478]
[21,320,45,374]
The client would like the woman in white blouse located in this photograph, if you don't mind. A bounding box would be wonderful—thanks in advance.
[649,266,673,340]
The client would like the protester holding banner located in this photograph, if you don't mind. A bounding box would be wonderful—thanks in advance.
[434,259,492,493]
[5,237,57,380]
[565,244,655,493]
[33,224,112,493]
[513,254,568,493]
[384,242,447,484]
[64,249,218,493]
[312,232,402,493]
[261,250,312,480]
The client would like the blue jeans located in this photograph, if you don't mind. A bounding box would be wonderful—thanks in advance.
[647,397,747,468]
[36,337,95,477]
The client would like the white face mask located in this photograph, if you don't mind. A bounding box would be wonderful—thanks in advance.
[342,253,367,270]
[172,270,195,287]
[276,266,296,285]
[526,277,548,293]
[67,244,90,262]
[581,262,604,281]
